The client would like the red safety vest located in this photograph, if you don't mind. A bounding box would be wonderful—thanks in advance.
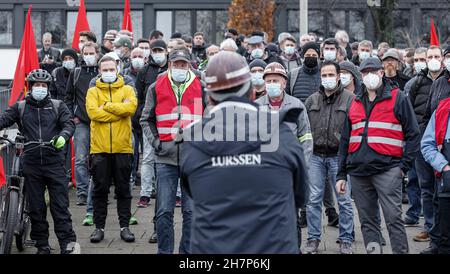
[155,74,203,141]
[348,88,404,157]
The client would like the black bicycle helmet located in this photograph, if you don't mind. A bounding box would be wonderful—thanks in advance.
[26,69,52,85]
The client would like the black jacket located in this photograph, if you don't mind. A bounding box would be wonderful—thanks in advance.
[0,95,74,165]
[385,70,411,90]
[38,47,61,74]
[64,65,99,124]
[286,65,321,103]
[305,84,355,157]
[337,81,420,180]
[192,45,207,62]
[134,59,168,128]
[406,68,445,131]
[50,66,72,100]
[180,96,308,254]
[423,69,450,127]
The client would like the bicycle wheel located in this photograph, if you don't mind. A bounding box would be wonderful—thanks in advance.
[15,198,30,252]
[0,191,19,254]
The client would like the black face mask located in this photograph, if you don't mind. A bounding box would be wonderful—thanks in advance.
[303,57,318,68]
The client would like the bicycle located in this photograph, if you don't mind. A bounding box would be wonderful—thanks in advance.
[0,134,53,254]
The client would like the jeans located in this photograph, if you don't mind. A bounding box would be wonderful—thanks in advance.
[140,136,155,198]
[406,166,422,222]
[415,152,435,232]
[306,155,354,243]
[74,122,90,199]
[155,164,192,254]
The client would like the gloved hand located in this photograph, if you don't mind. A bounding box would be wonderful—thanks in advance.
[50,136,66,150]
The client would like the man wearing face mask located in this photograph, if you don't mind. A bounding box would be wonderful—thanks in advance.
[249,59,268,100]
[137,38,152,62]
[337,57,420,254]
[403,46,445,244]
[339,61,363,95]
[50,48,78,100]
[65,42,100,207]
[114,37,133,70]
[0,69,78,254]
[322,38,339,63]
[351,40,373,67]
[287,41,340,229]
[85,55,137,244]
[140,47,206,254]
[123,47,146,83]
[304,61,355,254]
[246,34,284,67]
[278,36,302,72]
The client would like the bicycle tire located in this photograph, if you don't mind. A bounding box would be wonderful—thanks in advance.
[0,191,19,254]
[15,198,30,252]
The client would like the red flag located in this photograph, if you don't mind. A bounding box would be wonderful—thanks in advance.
[8,6,39,106]
[0,156,6,188]
[430,17,440,46]
[72,0,90,51]
[70,138,76,188]
[122,0,133,32]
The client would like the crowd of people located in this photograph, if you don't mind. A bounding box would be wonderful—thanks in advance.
[1,25,450,254]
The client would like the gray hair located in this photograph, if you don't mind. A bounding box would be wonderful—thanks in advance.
[335,30,349,44]
[338,46,347,57]
[359,40,373,50]
[278,32,292,44]
[415,47,427,55]
[42,32,52,40]
[220,38,238,52]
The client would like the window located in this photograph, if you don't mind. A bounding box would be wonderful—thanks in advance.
[349,10,366,42]
[196,10,213,43]
[67,11,102,48]
[328,10,346,38]
[31,11,65,47]
[0,11,13,45]
[106,10,143,40]
[215,10,228,44]
[174,10,191,35]
[156,11,172,41]
[288,10,325,38]
[287,10,300,38]
[393,10,410,47]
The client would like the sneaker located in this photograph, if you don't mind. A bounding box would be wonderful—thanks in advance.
[175,197,182,207]
[129,216,138,225]
[404,217,419,227]
[299,212,307,228]
[36,246,51,254]
[326,208,339,227]
[137,196,150,208]
[304,240,320,254]
[420,245,438,254]
[413,231,430,242]
[339,242,353,254]
[76,196,87,206]
[82,214,94,226]
[90,228,105,243]
[120,227,135,242]
[148,231,157,244]
[61,242,81,254]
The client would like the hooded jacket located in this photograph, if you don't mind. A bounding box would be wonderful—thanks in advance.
[85,75,137,154]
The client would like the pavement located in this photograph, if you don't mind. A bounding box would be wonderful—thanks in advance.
[10,185,428,254]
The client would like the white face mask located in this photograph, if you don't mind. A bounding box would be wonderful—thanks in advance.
[31,87,48,101]
[251,48,264,59]
[427,59,442,72]
[101,71,117,83]
[414,62,427,73]
[131,58,145,70]
[321,77,338,90]
[284,46,295,55]
[63,60,76,70]
[83,55,97,66]
[444,59,450,72]
[143,49,151,58]
[359,51,371,61]
[340,73,352,87]
[323,50,337,61]
[151,53,167,65]
[171,68,188,83]
[78,43,84,51]
[363,72,381,90]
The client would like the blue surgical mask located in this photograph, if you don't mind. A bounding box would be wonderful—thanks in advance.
[251,72,265,86]
[152,53,167,65]
[251,48,264,59]
[321,77,337,90]
[340,73,352,87]
[172,68,188,83]
[359,51,370,61]
[31,87,48,101]
[284,46,295,55]
[102,71,117,83]
[63,60,76,70]
[131,58,145,70]
[266,83,282,97]
[83,55,97,66]
[323,50,337,61]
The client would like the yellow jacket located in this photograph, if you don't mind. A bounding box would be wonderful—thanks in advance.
[86,75,137,154]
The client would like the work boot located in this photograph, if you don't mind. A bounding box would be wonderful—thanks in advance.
[120,227,135,242]
[36,246,51,254]
[90,228,105,243]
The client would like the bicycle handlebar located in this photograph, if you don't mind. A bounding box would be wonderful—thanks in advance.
[0,136,54,152]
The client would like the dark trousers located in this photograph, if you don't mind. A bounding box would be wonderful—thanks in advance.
[91,153,133,229]
[438,197,450,254]
[23,162,76,249]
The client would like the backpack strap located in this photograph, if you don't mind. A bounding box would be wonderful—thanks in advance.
[18,99,61,125]
[18,100,26,126]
